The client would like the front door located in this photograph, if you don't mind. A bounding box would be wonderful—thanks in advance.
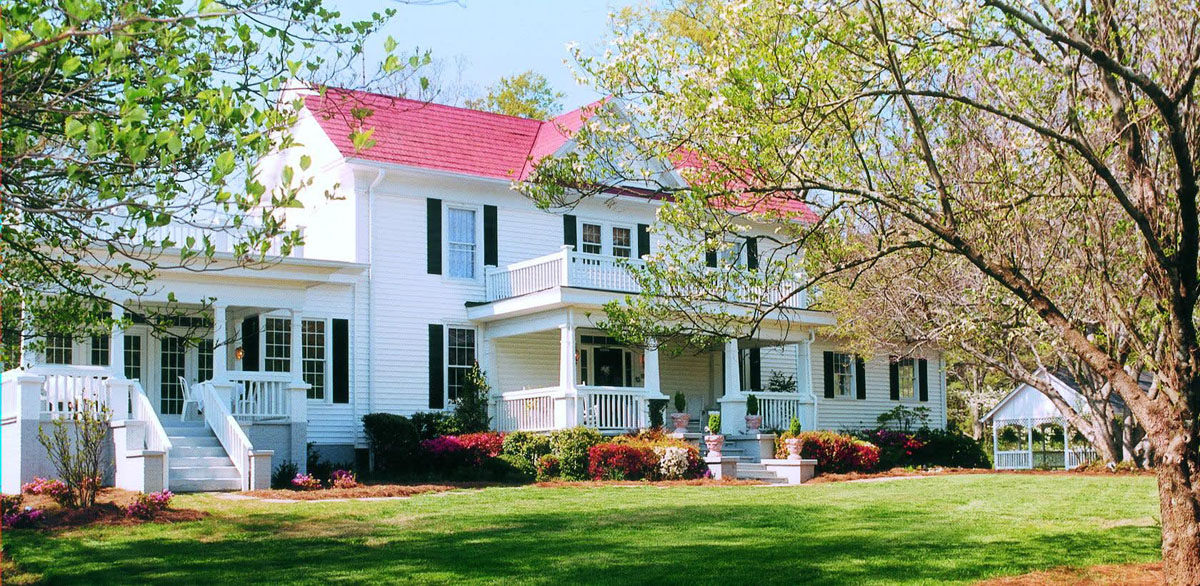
[159,336,187,415]
[593,348,625,387]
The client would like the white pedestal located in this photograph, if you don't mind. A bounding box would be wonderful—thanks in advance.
[761,458,817,485]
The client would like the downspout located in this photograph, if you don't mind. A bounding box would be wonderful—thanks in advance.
[366,168,385,421]
[802,329,818,430]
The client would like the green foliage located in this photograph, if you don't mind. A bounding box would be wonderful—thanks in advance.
[745,393,759,416]
[648,399,668,428]
[765,371,797,393]
[548,426,604,480]
[271,461,299,489]
[500,432,552,478]
[876,406,931,433]
[913,428,991,469]
[451,363,490,434]
[36,400,111,508]
[362,412,450,474]
[464,70,563,119]
[707,413,721,434]
[788,417,803,437]
[673,391,686,413]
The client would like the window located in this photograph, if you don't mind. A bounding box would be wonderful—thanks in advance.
[581,223,603,254]
[446,327,475,402]
[45,334,72,365]
[160,336,186,415]
[302,319,327,400]
[124,335,142,381]
[90,335,110,366]
[612,227,632,258]
[447,208,477,278]
[264,317,291,372]
[197,339,214,383]
[897,358,916,399]
[721,239,745,267]
[832,352,855,398]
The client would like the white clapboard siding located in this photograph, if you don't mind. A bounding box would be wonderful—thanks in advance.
[810,337,947,431]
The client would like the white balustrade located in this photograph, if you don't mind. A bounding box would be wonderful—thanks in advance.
[225,372,293,420]
[579,386,645,432]
[29,365,113,415]
[144,222,301,257]
[995,450,1033,470]
[567,253,643,293]
[756,392,805,430]
[496,387,559,432]
[485,252,567,301]
[199,381,258,490]
[131,381,172,489]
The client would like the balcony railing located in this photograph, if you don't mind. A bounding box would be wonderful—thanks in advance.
[144,223,304,258]
[484,247,807,309]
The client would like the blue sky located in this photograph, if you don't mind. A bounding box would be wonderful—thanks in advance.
[338,0,639,109]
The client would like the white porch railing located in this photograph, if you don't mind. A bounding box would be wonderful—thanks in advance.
[569,253,643,293]
[131,381,172,489]
[145,222,304,257]
[755,392,806,431]
[579,386,645,432]
[995,450,1033,470]
[225,372,293,420]
[198,381,258,490]
[32,365,113,415]
[495,387,560,432]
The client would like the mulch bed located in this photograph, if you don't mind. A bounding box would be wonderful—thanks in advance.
[535,478,765,488]
[240,481,507,501]
[10,488,206,530]
[976,562,1161,585]
[808,467,1156,484]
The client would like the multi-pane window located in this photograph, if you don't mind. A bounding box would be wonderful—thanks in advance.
[897,358,916,399]
[197,339,214,383]
[90,335,110,366]
[45,334,73,365]
[446,327,476,403]
[302,320,326,400]
[580,223,603,254]
[447,208,477,278]
[264,317,291,372]
[160,337,186,415]
[612,227,632,258]
[124,335,142,381]
[832,352,854,398]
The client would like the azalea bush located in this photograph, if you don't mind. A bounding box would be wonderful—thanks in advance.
[868,429,928,470]
[291,473,321,491]
[549,427,604,481]
[2,495,43,529]
[535,454,560,482]
[330,470,358,489]
[587,444,658,481]
[791,432,881,474]
[37,399,111,508]
[22,477,70,506]
[125,490,173,520]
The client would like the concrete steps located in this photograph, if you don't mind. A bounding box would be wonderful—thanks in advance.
[165,423,241,493]
[736,462,788,484]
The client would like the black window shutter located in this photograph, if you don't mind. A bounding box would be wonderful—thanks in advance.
[889,357,900,400]
[427,198,442,275]
[332,319,349,404]
[749,347,762,391]
[705,250,718,268]
[823,351,834,398]
[855,356,866,400]
[637,224,650,258]
[918,359,929,402]
[428,324,444,409]
[746,237,758,270]
[241,316,259,371]
[563,214,577,249]
[484,205,498,266]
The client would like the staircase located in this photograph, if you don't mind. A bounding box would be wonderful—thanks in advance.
[164,422,242,492]
[736,461,788,484]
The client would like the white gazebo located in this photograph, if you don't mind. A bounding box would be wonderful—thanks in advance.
[981,370,1098,470]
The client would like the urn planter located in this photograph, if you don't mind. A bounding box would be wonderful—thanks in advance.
[784,437,803,460]
[705,434,726,458]
[670,413,691,434]
[745,415,763,433]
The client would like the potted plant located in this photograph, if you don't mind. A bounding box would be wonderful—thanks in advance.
[704,413,725,457]
[669,392,690,433]
[745,394,762,432]
[782,416,803,460]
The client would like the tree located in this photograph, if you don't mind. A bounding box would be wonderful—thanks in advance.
[465,70,564,119]
[1,0,420,363]
[522,0,1200,580]
[946,357,1008,441]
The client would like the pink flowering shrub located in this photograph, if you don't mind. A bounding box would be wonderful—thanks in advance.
[126,490,174,520]
[795,431,881,474]
[869,429,928,469]
[22,477,70,506]
[457,432,505,462]
[2,494,44,528]
[330,469,358,489]
[421,432,506,470]
[291,473,321,491]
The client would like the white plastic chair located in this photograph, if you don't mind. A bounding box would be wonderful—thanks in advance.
[178,376,201,422]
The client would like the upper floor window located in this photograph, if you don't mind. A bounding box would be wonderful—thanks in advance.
[581,223,603,254]
[831,352,854,398]
[612,227,632,258]
[264,317,291,372]
[897,358,916,399]
[45,334,73,365]
[448,208,477,278]
[578,220,635,257]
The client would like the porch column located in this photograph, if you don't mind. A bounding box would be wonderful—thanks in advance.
[212,304,228,381]
[723,338,741,396]
[992,421,999,470]
[718,338,746,435]
[558,317,577,428]
[644,339,661,396]
[290,309,303,380]
[109,304,125,376]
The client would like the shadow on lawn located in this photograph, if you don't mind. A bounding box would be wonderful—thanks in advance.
[3,496,1160,585]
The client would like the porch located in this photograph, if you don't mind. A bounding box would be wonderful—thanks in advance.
[991,416,1097,471]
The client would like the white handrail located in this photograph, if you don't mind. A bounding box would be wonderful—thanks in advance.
[496,386,560,432]
[130,381,172,489]
[198,381,256,490]
[225,372,293,420]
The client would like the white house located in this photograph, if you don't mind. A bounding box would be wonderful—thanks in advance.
[1,87,948,492]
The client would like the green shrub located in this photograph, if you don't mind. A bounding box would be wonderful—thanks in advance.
[535,454,560,481]
[707,413,721,434]
[673,391,686,413]
[648,399,668,428]
[362,413,423,473]
[271,461,299,489]
[788,416,802,437]
[549,426,604,480]
[451,363,491,433]
[411,411,457,438]
[913,428,991,468]
[37,398,111,508]
[501,432,552,477]
[745,394,759,416]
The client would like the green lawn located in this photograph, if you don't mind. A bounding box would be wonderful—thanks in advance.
[2,474,1161,585]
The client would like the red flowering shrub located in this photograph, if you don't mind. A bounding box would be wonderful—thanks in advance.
[420,435,470,469]
[795,431,881,473]
[458,432,505,462]
[868,429,927,469]
[536,454,560,481]
[587,444,658,481]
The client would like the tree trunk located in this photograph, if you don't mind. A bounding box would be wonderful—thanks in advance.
[1157,458,1200,585]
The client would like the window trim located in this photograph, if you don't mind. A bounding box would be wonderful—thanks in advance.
[300,317,331,403]
[444,203,483,282]
[444,324,477,408]
[897,357,918,401]
[830,351,856,400]
[261,315,292,373]
[575,218,636,258]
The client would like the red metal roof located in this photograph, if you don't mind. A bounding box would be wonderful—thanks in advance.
[304,88,817,220]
